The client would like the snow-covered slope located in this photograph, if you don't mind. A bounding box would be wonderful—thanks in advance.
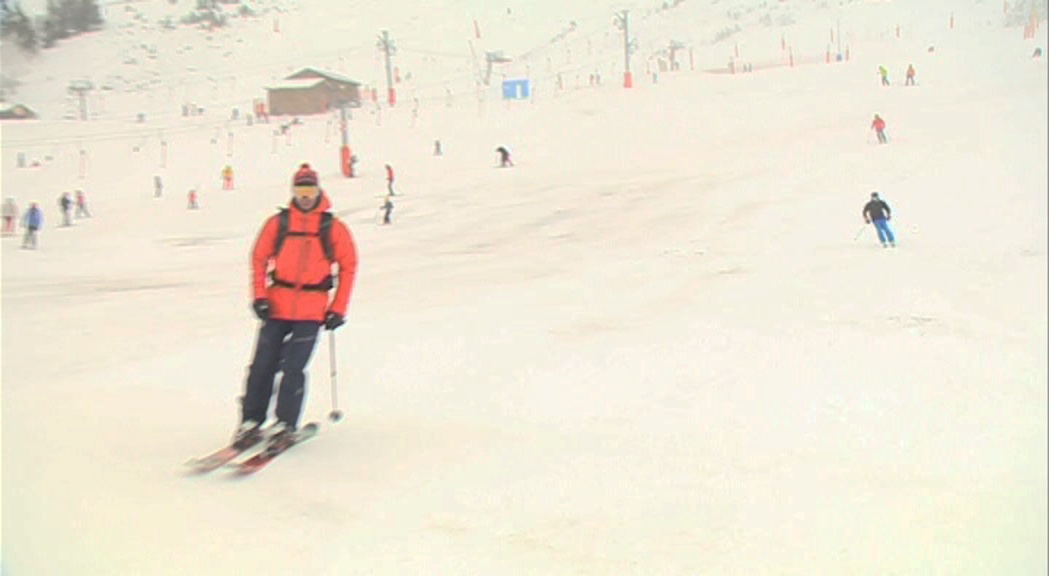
[2,0,1047,574]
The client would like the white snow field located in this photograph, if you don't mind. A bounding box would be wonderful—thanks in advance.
[1,0,1046,573]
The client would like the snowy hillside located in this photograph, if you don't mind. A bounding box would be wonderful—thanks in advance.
[2,0,1047,574]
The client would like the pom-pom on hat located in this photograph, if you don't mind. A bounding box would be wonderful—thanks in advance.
[293,163,318,187]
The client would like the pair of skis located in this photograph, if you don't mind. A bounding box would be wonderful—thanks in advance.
[185,422,319,476]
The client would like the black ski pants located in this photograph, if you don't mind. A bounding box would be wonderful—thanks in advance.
[242,319,321,428]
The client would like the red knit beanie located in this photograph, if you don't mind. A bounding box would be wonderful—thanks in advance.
[293,163,318,187]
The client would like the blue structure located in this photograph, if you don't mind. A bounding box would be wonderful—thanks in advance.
[501,79,531,100]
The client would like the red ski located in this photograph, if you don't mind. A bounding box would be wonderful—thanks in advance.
[230,423,319,475]
[185,429,272,474]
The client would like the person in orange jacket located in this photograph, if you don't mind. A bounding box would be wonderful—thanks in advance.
[905,64,916,86]
[221,165,234,190]
[870,114,888,144]
[234,163,359,447]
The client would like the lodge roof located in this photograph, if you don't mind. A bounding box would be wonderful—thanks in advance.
[286,68,362,86]
[265,78,326,91]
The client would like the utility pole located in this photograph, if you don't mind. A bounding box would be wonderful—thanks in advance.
[484,51,512,85]
[468,40,481,86]
[668,40,685,70]
[836,18,842,55]
[377,30,397,106]
[614,10,636,88]
[68,81,93,120]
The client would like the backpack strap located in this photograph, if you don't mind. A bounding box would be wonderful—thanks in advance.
[318,212,334,263]
[272,208,291,257]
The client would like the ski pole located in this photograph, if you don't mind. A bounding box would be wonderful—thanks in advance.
[853,224,867,241]
[327,330,343,422]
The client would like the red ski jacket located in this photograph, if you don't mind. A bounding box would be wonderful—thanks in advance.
[251,193,358,322]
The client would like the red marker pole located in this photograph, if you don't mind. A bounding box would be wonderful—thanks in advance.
[338,106,353,178]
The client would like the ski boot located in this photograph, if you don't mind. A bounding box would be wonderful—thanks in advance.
[231,420,263,450]
[264,421,298,454]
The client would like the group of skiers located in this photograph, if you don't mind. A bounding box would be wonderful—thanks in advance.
[3,198,42,249]
[155,174,201,209]
[372,145,512,226]
[57,191,91,226]
[868,63,918,145]
[859,61,921,246]
[8,165,228,251]
[878,64,917,87]
[380,163,396,225]
[2,191,92,249]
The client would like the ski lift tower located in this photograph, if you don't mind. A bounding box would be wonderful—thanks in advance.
[484,51,513,85]
[68,80,95,120]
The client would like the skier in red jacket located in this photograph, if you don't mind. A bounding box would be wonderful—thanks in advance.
[233,163,359,448]
[385,163,395,195]
[871,114,888,144]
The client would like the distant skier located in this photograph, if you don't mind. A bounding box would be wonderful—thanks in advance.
[385,163,396,195]
[496,146,513,167]
[75,190,91,218]
[2,197,18,235]
[21,202,42,249]
[380,194,394,225]
[187,188,199,210]
[905,64,916,86]
[233,163,359,449]
[862,192,896,248]
[434,139,443,156]
[154,175,164,198]
[222,165,235,190]
[878,65,890,86]
[870,114,888,144]
[58,192,73,226]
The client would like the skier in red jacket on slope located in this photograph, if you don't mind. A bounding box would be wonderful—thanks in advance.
[233,163,359,448]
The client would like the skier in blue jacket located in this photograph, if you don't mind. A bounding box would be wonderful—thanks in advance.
[21,202,43,249]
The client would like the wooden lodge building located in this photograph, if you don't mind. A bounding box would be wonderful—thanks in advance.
[265,68,362,116]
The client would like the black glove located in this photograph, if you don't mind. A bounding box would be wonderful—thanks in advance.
[324,311,345,331]
[252,299,271,321]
